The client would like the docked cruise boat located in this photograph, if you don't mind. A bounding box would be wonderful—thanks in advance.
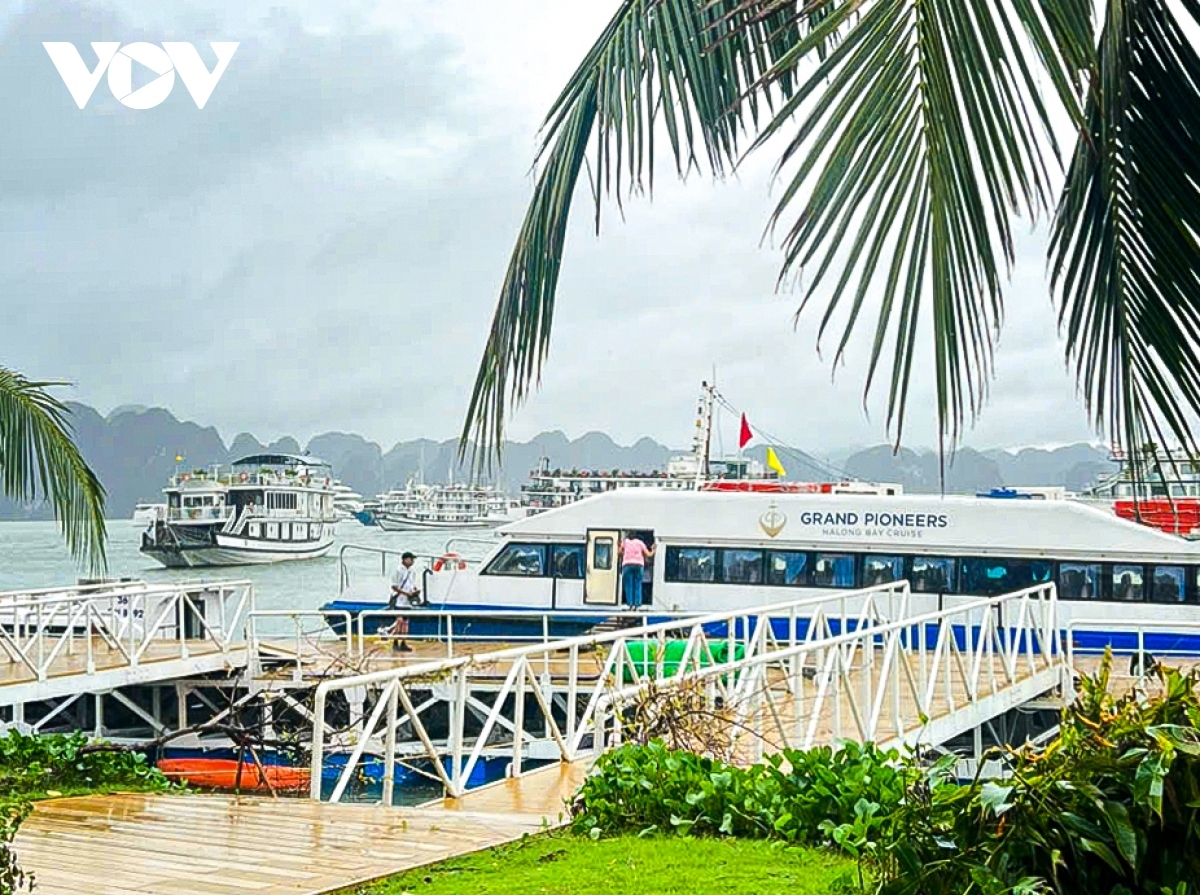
[375,482,523,531]
[518,382,898,512]
[140,454,338,568]
[324,488,1200,649]
[330,482,366,521]
[1083,447,1200,537]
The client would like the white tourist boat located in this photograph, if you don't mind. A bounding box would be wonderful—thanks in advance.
[325,488,1200,649]
[375,481,523,531]
[131,503,166,527]
[140,454,338,568]
[331,482,366,521]
[519,382,899,512]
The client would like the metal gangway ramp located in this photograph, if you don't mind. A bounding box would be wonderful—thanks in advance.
[311,581,1066,805]
[0,580,253,723]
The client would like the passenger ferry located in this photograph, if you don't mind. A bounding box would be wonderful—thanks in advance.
[140,453,338,568]
[375,482,523,531]
[323,489,1200,650]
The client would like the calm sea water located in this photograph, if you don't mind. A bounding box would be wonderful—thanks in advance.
[0,519,497,613]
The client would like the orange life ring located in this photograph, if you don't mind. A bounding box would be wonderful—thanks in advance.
[432,552,465,572]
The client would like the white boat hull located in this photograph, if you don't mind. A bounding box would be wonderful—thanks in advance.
[376,515,500,532]
[142,534,334,568]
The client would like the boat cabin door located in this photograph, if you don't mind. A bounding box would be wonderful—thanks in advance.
[584,529,620,606]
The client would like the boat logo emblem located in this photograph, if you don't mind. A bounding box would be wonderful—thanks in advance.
[759,502,787,538]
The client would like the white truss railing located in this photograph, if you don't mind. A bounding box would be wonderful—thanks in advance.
[597,583,1062,759]
[0,580,254,683]
[310,582,913,802]
[310,582,1064,804]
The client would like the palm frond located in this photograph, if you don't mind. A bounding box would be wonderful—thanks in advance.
[461,0,801,465]
[753,0,1088,448]
[0,367,106,573]
[1050,0,1200,485]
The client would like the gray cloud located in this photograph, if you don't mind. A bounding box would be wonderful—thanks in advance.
[0,0,1099,458]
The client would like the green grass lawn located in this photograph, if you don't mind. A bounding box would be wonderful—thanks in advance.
[355,833,858,895]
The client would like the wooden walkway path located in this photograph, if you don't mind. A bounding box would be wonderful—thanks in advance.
[13,763,588,895]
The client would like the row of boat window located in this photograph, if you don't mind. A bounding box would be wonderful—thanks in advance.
[481,541,1200,604]
[246,521,324,541]
[663,546,1198,603]
[485,543,585,579]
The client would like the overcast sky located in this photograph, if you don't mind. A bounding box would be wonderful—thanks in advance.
[0,0,1102,453]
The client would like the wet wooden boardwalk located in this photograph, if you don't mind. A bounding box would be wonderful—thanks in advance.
[14,763,586,895]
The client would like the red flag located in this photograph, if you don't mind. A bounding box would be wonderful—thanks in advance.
[739,413,753,449]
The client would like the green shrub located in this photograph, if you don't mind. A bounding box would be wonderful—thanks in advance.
[573,656,1200,895]
[879,657,1200,895]
[572,739,915,850]
[0,731,172,803]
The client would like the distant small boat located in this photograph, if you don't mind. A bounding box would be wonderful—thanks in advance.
[158,757,310,792]
[131,503,165,527]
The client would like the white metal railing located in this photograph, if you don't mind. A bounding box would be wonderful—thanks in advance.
[309,582,1063,804]
[249,609,353,681]
[1065,618,1200,688]
[310,581,913,802]
[0,580,254,684]
[336,542,486,596]
[167,507,235,522]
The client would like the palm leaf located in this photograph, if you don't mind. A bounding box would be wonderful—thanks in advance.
[751,0,1090,449]
[461,0,801,464]
[0,367,106,573]
[1050,0,1200,485]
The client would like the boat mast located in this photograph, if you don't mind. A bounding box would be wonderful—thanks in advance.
[693,381,715,487]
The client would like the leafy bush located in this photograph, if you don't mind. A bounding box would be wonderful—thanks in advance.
[572,739,915,850]
[574,656,1200,895]
[0,731,172,803]
[880,658,1200,895]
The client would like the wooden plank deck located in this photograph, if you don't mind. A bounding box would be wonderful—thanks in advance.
[14,790,554,895]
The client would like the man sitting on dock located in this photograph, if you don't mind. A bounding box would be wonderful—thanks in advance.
[382,552,421,652]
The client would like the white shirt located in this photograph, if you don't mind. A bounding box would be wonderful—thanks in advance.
[392,565,418,595]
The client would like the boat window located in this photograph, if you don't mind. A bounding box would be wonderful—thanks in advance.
[811,554,855,588]
[1111,564,1145,601]
[863,555,904,586]
[249,523,261,538]
[551,544,585,580]
[665,547,717,583]
[961,559,1009,595]
[1058,563,1102,600]
[722,549,764,585]
[767,551,808,587]
[484,543,546,577]
[911,557,957,594]
[961,559,1052,596]
[1150,565,1187,603]
[593,538,613,571]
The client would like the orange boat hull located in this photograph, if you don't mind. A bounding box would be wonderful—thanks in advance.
[158,758,311,792]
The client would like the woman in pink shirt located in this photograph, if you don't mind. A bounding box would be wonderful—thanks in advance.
[619,534,655,609]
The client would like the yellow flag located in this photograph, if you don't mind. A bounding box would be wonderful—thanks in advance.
[175,454,184,463]
[766,447,787,477]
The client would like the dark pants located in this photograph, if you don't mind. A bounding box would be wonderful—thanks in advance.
[622,564,644,608]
